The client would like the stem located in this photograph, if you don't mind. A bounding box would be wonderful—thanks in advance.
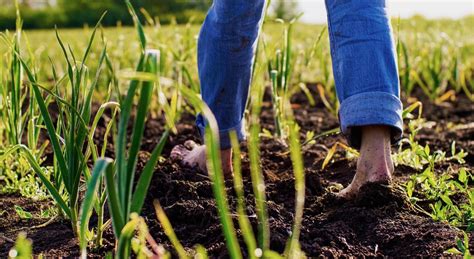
[70,207,79,237]
[249,123,270,250]
[271,70,282,138]
[280,89,287,137]
[275,98,282,137]
[95,203,104,247]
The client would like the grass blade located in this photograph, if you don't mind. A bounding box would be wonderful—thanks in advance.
[19,58,69,189]
[125,0,147,51]
[79,158,113,257]
[104,160,124,237]
[78,12,107,75]
[116,214,140,259]
[0,145,70,217]
[286,122,305,258]
[125,51,159,217]
[248,122,270,251]
[85,101,120,162]
[153,200,189,258]
[116,55,145,214]
[180,86,242,259]
[130,130,169,214]
[230,131,257,259]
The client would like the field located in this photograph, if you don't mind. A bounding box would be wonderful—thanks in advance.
[0,5,473,258]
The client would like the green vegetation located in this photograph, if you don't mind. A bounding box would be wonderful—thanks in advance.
[0,1,472,257]
[0,0,211,29]
[395,117,472,231]
[267,16,300,139]
[79,4,170,257]
[0,0,302,30]
[8,232,32,259]
[271,0,299,21]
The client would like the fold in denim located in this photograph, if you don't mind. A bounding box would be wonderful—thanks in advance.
[339,91,403,148]
[197,0,403,150]
[325,0,403,148]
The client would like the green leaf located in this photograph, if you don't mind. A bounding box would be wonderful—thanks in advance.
[451,141,456,157]
[104,160,124,238]
[230,131,257,259]
[78,12,107,75]
[204,121,242,259]
[263,250,284,259]
[180,86,242,259]
[125,0,147,51]
[153,201,189,259]
[406,180,414,198]
[19,58,69,190]
[444,248,462,255]
[440,195,454,207]
[116,55,145,216]
[79,158,114,256]
[456,238,465,252]
[1,145,70,218]
[286,122,305,257]
[424,145,430,156]
[194,245,208,259]
[116,214,140,259]
[124,51,159,218]
[130,130,169,214]
[9,232,32,259]
[14,205,32,219]
[458,168,467,184]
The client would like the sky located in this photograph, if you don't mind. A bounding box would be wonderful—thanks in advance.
[297,0,474,24]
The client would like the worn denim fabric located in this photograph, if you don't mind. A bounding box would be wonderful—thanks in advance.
[197,0,403,149]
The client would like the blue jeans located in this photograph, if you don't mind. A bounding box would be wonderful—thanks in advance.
[197,0,403,149]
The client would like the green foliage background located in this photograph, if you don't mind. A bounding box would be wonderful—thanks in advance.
[0,0,212,29]
[0,0,302,29]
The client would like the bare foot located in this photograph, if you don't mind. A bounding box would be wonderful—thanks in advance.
[337,126,394,199]
[170,140,233,176]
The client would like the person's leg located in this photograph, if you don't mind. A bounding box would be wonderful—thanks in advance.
[325,0,403,198]
[171,0,266,175]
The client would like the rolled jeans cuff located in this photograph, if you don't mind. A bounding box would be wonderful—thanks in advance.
[196,116,246,150]
[339,91,403,149]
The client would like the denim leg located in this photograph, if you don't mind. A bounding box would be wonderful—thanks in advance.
[325,0,403,148]
[197,0,266,149]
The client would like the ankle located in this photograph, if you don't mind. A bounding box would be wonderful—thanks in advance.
[220,149,233,175]
[360,125,391,150]
[358,125,394,174]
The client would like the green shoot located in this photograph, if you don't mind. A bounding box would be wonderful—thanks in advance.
[1,14,108,239]
[154,200,190,258]
[8,232,32,259]
[80,10,170,254]
[230,131,258,259]
[249,62,270,251]
[267,15,301,139]
[180,86,242,259]
[285,122,305,258]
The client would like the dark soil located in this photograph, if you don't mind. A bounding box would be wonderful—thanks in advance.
[1,85,472,257]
